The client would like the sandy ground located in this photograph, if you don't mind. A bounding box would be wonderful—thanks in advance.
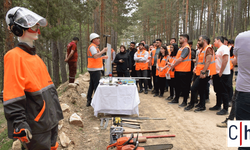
[0,72,237,150]
[56,73,237,150]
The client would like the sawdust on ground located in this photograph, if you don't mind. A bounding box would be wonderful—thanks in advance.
[57,72,237,150]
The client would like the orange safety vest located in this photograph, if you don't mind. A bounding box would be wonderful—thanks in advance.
[87,43,103,70]
[175,44,192,72]
[151,49,156,66]
[169,56,176,78]
[135,50,148,71]
[195,45,216,76]
[228,46,234,70]
[156,55,169,77]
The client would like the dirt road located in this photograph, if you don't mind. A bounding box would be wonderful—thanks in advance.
[56,73,237,150]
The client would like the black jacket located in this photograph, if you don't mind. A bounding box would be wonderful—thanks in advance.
[126,48,137,69]
[114,52,131,72]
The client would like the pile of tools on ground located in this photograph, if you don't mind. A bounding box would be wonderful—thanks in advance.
[100,117,175,150]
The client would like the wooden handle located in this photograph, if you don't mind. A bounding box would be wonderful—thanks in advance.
[123,129,169,134]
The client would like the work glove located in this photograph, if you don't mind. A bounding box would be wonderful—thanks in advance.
[13,128,32,143]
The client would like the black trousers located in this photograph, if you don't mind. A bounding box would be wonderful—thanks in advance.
[136,70,148,91]
[190,76,210,108]
[155,76,166,95]
[229,69,234,101]
[147,69,153,89]
[213,74,230,111]
[228,90,238,120]
[152,66,158,90]
[175,71,192,103]
[26,124,58,150]
[168,78,175,97]
[87,71,101,102]
[117,71,130,77]
[130,66,137,77]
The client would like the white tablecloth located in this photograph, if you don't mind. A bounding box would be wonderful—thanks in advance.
[91,84,140,117]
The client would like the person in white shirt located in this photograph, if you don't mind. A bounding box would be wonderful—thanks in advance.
[209,36,231,115]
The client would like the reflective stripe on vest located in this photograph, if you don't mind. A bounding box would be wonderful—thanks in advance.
[87,43,103,70]
[196,45,216,76]
[175,44,191,72]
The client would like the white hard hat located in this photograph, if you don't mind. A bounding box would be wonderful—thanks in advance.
[90,33,100,42]
[6,7,47,28]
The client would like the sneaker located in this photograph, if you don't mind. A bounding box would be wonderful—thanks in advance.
[86,101,91,107]
[216,118,229,128]
[216,109,228,115]
[179,102,187,107]
[195,103,201,108]
[144,90,148,94]
[153,94,159,97]
[194,107,206,112]
[165,96,173,100]
[184,104,194,111]
[148,88,152,91]
[209,105,221,111]
[139,90,143,93]
[168,99,178,104]
[159,94,163,98]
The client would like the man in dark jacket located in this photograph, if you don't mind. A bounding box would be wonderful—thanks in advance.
[127,42,137,77]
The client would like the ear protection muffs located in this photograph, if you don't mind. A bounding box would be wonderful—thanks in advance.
[8,14,25,37]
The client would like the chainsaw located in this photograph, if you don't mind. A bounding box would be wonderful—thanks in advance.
[107,133,173,150]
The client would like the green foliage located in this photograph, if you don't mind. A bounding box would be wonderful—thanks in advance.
[0,129,13,150]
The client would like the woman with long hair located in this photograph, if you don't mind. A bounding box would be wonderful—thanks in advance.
[166,43,178,100]
[153,46,169,97]
[114,45,131,77]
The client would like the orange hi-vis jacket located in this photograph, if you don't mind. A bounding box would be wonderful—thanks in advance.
[135,50,148,70]
[195,45,216,76]
[169,56,176,78]
[3,43,63,139]
[156,55,169,77]
[228,46,234,70]
[175,44,192,72]
[87,43,103,70]
[151,49,156,66]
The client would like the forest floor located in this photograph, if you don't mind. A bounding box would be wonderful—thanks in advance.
[0,72,237,150]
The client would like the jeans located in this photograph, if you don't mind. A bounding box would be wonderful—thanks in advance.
[136,70,148,91]
[213,74,230,111]
[155,77,166,95]
[189,76,210,108]
[175,71,192,103]
[236,91,250,150]
[117,71,130,77]
[87,71,101,102]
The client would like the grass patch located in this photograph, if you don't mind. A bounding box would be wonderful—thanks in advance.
[0,129,13,150]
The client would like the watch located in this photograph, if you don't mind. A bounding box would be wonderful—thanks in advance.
[201,71,206,75]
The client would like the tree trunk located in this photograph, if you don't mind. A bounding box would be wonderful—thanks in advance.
[231,2,235,39]
[100,0,104,50]
[220,0,224,34]
[94,5,100,34]
[182,0,186,33]
[4,0,14,53]
[79,21,83,73]
[51,40,60,87]
[212,0,217,40]
[185,0,189,34]
[57,40,67,83]
[207,0,211,37]
[176,0,180,41]
[46,42,52,76]
[236,0,242,33]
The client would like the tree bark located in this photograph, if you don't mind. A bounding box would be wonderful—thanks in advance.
[176,0,180,41]
[51,40,60,87]
[199,0,204,36]
[57,40,67,83]
[185,0,189,34]
[212,0,217,40]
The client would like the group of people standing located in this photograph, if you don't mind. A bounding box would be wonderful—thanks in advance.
[112,34,236,115]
